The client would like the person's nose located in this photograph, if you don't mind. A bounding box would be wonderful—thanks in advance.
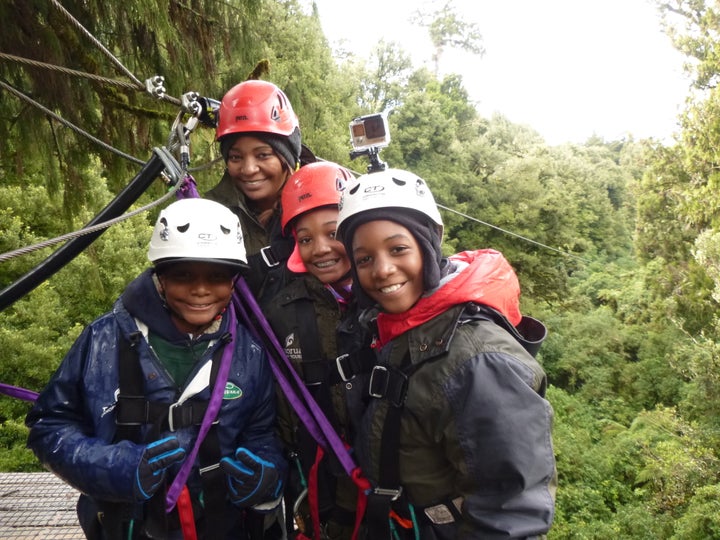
[313,237,332,256]
[189,277,212,295]
[239,156,259,175]
[373,254,395,279]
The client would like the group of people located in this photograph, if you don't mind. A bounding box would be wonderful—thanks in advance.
[25,80,557,540]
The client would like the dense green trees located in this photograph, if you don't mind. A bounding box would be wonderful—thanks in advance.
[3,0,720,536]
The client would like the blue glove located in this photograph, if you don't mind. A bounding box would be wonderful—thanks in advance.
[220,447,282,508]
[133,436,186,501]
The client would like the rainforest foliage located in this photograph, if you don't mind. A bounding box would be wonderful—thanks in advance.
[2,0,720,537]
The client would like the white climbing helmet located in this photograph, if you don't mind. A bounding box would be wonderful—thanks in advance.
[147,198,247,270]
[336,168,443,239]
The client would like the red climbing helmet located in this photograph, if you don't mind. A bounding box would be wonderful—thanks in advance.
[280,161,354,235]
[216,80,299,140]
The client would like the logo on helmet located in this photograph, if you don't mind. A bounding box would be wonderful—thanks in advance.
[415,179,429,197]
[198,233,217,241]
[364,185,385,193]
[159,218,170,241]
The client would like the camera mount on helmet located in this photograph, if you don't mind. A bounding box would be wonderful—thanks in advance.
[349,112,390,173]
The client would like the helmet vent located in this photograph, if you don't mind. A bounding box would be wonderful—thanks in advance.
[391,177,406,187]
[177,223,190,233]
[220,225,231,235]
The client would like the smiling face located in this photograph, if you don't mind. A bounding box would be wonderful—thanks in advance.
[294,207,351,285]
[225,136,289,212]
[351,219,425,313]
[157,261,235,334]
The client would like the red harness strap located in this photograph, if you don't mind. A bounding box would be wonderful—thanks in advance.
[350,467,371,540]
[307,445,324,540]
[176,485,197,540]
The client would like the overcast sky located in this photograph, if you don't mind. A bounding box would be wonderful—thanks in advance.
[310,0,692,145]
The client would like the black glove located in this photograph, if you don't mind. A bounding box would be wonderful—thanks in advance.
[220,447,282,508]
[133,436,186,501]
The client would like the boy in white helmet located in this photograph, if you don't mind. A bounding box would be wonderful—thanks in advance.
[336,169,557,539]
[26,198,286,539]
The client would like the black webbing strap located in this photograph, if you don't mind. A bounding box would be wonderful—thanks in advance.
[116,331,169,538]
[365,352,416,540]
[197,333,230,538]
[113,331,232,538]
[247,235,294,271]
[116,398,209,431]
[301,347,376,386]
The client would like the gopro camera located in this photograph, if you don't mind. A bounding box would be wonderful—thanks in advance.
[349,113,390,151]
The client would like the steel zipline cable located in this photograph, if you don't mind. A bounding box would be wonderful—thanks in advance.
[48,0,182,107]
[0,180,182,264]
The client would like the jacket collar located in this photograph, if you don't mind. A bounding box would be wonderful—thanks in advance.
[375,249,522,348]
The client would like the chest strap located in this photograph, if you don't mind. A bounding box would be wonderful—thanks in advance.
[114,331,228,538]
[365,352,420,539]
[301,349,376,387]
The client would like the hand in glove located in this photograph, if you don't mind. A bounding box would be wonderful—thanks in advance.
[133,436,186,501]
[220,447,282,508]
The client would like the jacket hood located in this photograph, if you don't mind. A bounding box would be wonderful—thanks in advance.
[375,249,522,347]
[119,268,228,344]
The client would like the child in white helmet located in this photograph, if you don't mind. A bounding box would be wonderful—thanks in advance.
[26,198,286,539]
[336,169,557,539]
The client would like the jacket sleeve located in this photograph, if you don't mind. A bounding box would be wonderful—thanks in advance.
[231,324,288,480]
[25,321,144,502]
[443,343,556,539]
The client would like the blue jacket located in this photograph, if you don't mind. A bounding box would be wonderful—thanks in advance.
[26,269,285,506]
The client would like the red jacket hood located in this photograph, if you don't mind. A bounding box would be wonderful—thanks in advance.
[376,249,522,347]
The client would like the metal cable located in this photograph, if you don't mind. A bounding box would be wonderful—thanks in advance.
[49,0,144,87]
[436,204,591,263]
[0,180,181,263]
[0,79,146,165]
[48,0,181,106]
[0,52,140,91]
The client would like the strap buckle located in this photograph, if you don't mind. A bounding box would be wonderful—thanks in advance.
[199,463,221,475]
[368,365,389,398]
[260,246,280,268]
[369,365,408,407]
[168,402,180,432]
[335,353,354,382]
[373,487,402,501]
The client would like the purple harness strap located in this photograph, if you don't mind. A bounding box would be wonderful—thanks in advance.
[165,302,236,512]
[0,383,38,402]
[233,279,358,476]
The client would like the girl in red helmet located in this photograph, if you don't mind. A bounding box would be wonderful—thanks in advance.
[206,80,308,304]
[263,161,374,540]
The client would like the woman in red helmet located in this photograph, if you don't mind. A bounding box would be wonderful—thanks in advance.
[206,80,307,303]
[263,162,374,540]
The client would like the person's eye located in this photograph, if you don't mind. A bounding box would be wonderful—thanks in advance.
[329,231,337,240]
[258,151,274,160]
[168,271,192,282]
[227,155,242,163]
[298,236,311,245]
[209,272,232,283]
[391,245,409,255]
[355,255,371,266]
